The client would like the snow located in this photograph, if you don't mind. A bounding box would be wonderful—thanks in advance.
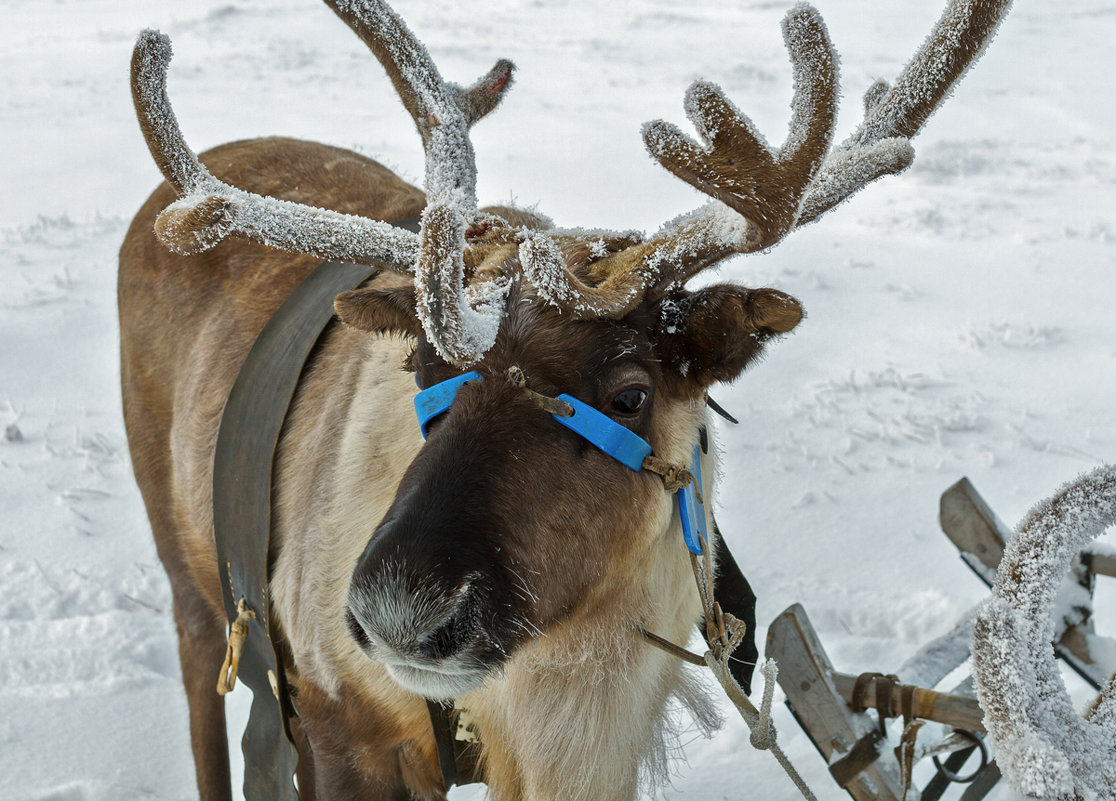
[1,0,1114,800]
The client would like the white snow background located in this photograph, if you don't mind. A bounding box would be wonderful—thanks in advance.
[2,1,1114,799]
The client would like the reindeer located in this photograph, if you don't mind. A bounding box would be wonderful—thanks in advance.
[119,0,1010,799]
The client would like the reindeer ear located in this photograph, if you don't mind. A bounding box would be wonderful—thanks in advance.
[657,284,803,386]
[334,285,422,337]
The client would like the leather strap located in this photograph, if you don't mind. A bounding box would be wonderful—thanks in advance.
[214,259,380,801]
[708,514,759,695]
[426,701,459,788]
[828,729,885,788]
[212,220,420,801]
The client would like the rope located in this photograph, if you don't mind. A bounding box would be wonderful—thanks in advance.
[505,366,573,417]
[642,454,703,500]
[217,597,255,695]
[642,551,818,801]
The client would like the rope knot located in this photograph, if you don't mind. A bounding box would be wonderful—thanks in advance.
[642,454,703,500]
[217,597,255,696]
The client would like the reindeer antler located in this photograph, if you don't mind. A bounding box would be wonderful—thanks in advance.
[322,0,516,366]
[800,0,1011,223]
[130,30,419,268]
[525,0,1011,317]
[132,2,517,366]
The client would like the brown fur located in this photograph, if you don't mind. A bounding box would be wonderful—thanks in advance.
[153,195,234,255]
[120,136,424,800]
[121,136,796,801]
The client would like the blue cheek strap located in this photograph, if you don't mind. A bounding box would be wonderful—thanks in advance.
[413,371,708,555]
[552,394,652,472]
[414,370,482,438]
[676,444,707,556]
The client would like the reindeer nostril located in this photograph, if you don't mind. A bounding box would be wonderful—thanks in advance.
[416,591,478,661]
[346,607,372,650]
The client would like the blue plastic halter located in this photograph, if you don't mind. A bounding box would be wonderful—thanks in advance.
[552,394,652,472]
[413,372,706,554]
[677,443,707,555]
[413,370,482,438]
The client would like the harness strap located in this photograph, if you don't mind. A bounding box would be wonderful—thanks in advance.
[212,219,449,801]
[213,258,381,801]
[426,700,459,788]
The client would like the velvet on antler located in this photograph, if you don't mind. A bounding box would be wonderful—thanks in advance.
[132,0,1012,363]
[321,0,516,366]
[131,0,518,367]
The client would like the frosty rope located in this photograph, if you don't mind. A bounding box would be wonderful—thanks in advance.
[693,543,818,801]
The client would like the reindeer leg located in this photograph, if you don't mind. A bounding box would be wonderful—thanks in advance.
[172,593,233,801]
[167,589,231,801]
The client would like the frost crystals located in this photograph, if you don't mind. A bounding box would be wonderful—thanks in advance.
[971,464,1116,801]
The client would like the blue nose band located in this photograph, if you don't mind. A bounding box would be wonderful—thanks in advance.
[413,371,708,555]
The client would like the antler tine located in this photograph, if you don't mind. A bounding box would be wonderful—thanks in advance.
[800,0,1012,223]
[521,3,837,318]
[537,0,1012,312]
[324,0,517,366]
[645,4,838,253]
[854,0,1011,146]
[130,30,200,196]
[130,30,419,268]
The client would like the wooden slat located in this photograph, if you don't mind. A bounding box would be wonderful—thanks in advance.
[767,604,903,801]
[897,614,973,689]
[1089,551,1116,578]
[939,477,1012,579]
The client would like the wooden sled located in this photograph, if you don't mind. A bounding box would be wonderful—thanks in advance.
[940,476,1115,690]
[768,477,1116,800]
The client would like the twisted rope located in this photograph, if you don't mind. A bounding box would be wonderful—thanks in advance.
[691,548,819,801]
[643,551,817,801]
[505,366,573,417]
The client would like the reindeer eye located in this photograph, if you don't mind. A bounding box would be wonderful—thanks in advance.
[610,388,648,416]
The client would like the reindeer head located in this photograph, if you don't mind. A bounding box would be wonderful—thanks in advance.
[131,0,1009,698]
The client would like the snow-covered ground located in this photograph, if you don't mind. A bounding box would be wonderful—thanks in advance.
[2,1,1113,799]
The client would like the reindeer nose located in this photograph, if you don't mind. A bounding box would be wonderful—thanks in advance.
[346,571,480,662]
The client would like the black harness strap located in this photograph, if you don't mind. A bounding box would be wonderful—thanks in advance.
[212,221,434,801]
[213,259,380,801]
[707,514,759,695]
[426,701,459,788]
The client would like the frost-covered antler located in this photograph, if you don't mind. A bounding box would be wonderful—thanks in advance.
[520,5,834,319]
[800,0,1011,223]
[132,0,516,366]
[322,0,515,365]
[523,0,1011,317]
[130,30,419,268]
[971,465,1116,801]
